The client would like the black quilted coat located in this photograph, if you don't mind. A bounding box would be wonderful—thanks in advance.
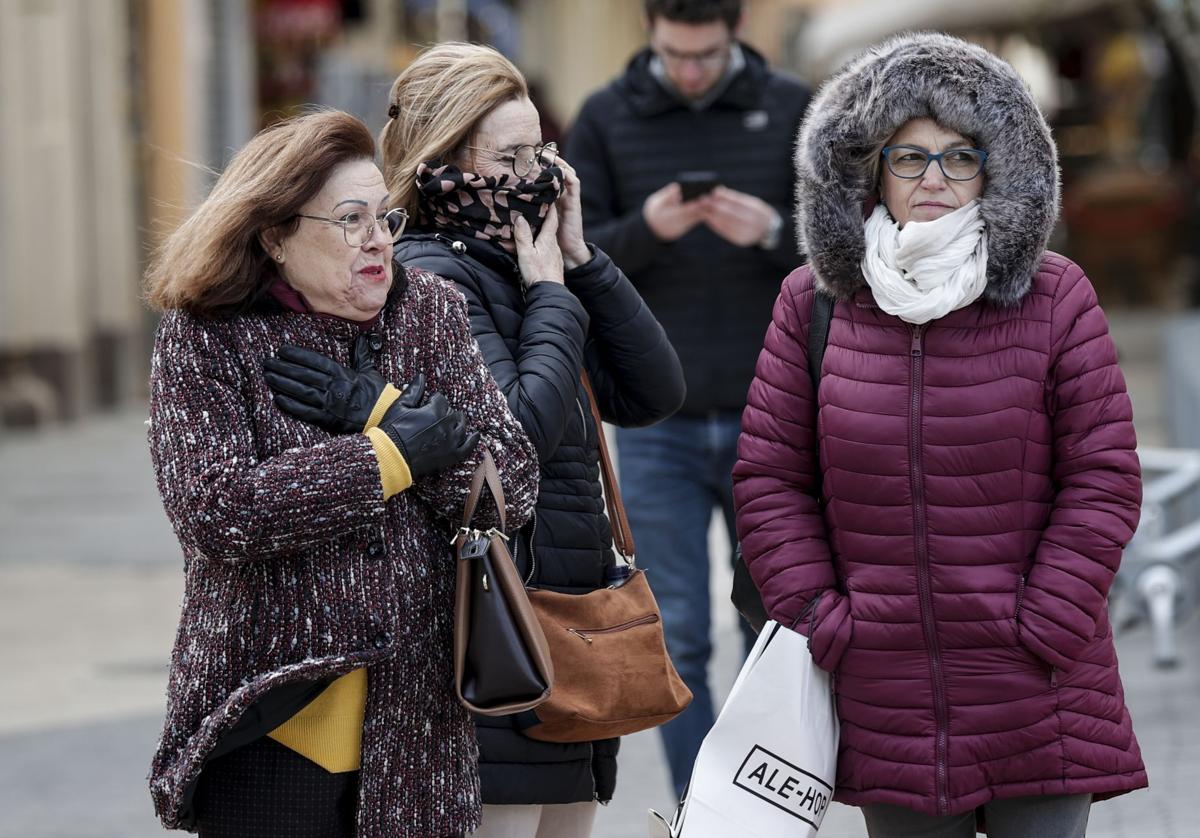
[395,231,685,805]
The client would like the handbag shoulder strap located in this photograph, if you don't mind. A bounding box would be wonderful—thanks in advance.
[461,448,506,532]
[580,373,636,563]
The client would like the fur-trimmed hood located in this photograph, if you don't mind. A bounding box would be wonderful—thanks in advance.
[794,32,1060,305]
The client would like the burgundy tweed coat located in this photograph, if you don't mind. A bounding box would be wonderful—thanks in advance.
[147,267,539,836]
[733,256,1146,816]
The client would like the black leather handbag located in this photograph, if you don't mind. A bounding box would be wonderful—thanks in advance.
[731,291,834,634]
[453,449,554,715]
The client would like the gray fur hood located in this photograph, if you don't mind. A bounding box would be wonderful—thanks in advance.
[795,32,1060,305]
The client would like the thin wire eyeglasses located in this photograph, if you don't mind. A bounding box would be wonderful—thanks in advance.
[654,42,731,69]
[462,142,559,178]
[881,145,989,181]
[293,207,409,247]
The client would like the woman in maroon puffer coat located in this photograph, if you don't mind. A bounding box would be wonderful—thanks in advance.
[733,33,1145,838]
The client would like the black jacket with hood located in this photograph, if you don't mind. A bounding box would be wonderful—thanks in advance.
[566,44,810,416]
[394,231,685,805]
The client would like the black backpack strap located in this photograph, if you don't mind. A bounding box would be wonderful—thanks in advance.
[732,287,835,635]
[808,290,834,394]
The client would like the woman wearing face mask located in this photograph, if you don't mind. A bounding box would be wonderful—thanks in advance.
[380,43,686,838]
[734,33,1146,838]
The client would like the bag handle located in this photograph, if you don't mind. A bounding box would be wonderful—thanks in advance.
[461,448,506,533]
[580,373,636,563]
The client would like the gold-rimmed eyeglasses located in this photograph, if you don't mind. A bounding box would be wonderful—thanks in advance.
[463,142,559,178]
[294,207,409,247]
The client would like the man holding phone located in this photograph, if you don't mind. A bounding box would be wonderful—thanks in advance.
[566,0,810,800]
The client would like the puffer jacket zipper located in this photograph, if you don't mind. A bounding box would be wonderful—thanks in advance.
[518,508,539,586]
[909,324,950,814]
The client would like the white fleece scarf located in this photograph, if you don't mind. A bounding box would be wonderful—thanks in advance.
[861,200,988,324]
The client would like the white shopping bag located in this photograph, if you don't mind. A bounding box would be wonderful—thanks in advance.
[649,621,839,838]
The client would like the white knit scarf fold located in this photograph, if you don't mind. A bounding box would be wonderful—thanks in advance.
[861,200,988,324]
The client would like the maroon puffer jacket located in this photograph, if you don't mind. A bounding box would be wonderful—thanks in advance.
[733,254,1146,816]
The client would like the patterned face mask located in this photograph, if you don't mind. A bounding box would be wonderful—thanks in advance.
[415,162,565,254]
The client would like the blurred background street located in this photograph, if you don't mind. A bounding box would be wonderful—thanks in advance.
[4,0,1200,836]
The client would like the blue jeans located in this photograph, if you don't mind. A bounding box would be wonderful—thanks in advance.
[616,411,753,799]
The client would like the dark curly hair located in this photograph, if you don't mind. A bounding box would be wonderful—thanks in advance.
[643,0,741,28]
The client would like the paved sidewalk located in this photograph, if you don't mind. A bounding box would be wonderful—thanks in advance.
[1,405,1197,838]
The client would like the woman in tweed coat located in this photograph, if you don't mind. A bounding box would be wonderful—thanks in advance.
[144,110,539,838]
[734,34,1145,838]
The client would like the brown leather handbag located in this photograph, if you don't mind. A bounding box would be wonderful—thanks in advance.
[453,449,554,716]
[519,376,692,742]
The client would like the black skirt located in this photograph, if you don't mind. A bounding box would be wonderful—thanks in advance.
[193,737,359,838]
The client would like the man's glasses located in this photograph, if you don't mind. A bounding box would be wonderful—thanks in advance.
[881,146,988,181]
[463,142,559,178]
[654,43,731,69]
[294,207,409,247]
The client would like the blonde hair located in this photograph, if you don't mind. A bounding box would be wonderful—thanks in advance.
[145,110,376,317]
[379,43,528,218]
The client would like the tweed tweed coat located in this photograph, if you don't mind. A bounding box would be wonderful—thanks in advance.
[733,33,1146,817]
[147,266,539,836]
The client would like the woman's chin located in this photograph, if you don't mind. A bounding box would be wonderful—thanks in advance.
[347,279,391,317]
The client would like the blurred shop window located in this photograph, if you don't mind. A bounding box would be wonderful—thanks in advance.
[256,0,520,134]
[1060,32,1193,308]
[403,0,520,57]
[256,0,342,121]
[1000,34,1061,118]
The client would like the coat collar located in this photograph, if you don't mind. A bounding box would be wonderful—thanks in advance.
[398,228,520,283]
[252,272,404,329]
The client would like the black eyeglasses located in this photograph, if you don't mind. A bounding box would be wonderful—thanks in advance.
[293,207,409,247]
[881,145,988,181]
[463,142,559,178]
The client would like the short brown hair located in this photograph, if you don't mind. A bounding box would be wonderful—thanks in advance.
[379,43,528,219]
[644,0,741,28]
[145,110,375,317]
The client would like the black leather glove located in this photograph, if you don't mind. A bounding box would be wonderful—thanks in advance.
[263,334,386,433]
[378,374,480,479]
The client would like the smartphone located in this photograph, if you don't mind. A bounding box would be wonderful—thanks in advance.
[677,171,720,202]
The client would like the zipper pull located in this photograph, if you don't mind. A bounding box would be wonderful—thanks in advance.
[460,529,490,560]
[911,326,924,357]
[567,628,593,644]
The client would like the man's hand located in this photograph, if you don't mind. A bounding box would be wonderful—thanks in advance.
[643,182,707,242]
[701,186,781,248]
